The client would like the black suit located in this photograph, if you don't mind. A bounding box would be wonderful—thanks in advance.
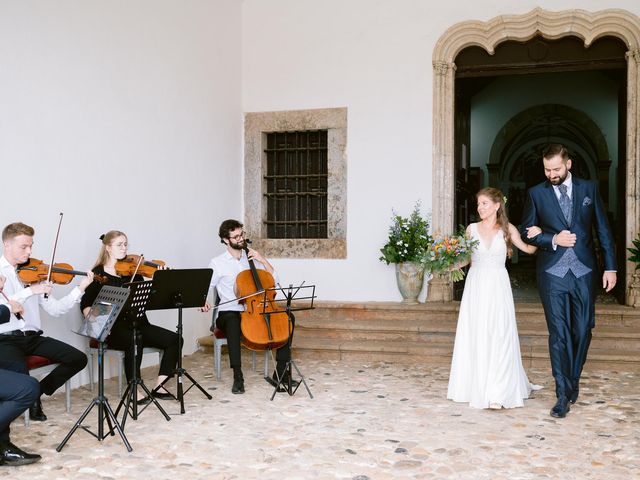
[0,305,40,443]
[521,176,616,400]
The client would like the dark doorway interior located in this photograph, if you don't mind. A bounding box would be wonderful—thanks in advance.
[453,35,627,303]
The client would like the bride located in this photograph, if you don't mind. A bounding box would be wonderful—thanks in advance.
[447,187,542,409]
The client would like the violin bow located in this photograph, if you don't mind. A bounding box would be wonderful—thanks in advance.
[44,212,64,299]
[130,254,145,280]
[0,290,23,320]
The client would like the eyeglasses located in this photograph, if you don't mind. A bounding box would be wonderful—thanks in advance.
[110,242,128,248]
[229,231,245,241]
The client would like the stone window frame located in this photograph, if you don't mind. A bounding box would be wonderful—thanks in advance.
[244,107,347,259]
[429,8,640,304]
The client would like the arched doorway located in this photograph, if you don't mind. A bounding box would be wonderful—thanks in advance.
[429,8,640,305]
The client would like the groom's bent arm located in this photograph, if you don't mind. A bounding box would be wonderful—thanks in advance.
[520,190,554,250]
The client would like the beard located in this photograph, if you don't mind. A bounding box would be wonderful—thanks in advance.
[548,170,569,185]
[229,240,245,250]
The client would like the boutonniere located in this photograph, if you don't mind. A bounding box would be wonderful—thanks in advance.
[583,196,592,206]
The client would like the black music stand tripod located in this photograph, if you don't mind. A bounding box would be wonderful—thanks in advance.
[57,286,132,452]
[149,269,213,414]
[114,280,171,429]
[264,284,316,401]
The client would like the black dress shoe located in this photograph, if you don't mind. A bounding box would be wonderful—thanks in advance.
[0,442,42,466]
[232,377,245,394]
[550,397,571,418]
[28,398,47,422]
[271,371,300,392]
[570,388,579,404]
[152,390,174,400]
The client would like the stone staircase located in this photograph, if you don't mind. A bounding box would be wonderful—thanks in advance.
[292,301,640,372]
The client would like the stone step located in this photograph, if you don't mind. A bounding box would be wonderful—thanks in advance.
[298,301,640,328]
[291,336,640,372]
[295,323,640,350]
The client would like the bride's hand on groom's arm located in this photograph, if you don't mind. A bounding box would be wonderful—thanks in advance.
[526,226,542,238]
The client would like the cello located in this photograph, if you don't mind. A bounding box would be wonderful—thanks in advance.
[235,242,290,351]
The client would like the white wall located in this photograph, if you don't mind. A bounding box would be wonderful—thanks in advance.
[242,0,640,302]
[0,0,242,387]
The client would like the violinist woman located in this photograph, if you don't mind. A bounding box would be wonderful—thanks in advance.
[204,219,296,395]
[81,231,179,402]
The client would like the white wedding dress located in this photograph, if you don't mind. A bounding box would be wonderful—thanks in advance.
[447,223,541,409]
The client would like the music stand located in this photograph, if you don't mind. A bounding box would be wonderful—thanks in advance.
[147,268,213,414]
[262,284,316,401]
[57,286,132,452]
[114,280,171,429]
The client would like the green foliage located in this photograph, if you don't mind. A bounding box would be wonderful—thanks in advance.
[379,202,432,264]
[628,233,640,270]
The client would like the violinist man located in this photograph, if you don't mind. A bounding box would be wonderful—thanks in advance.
[204,219,297,394]
[0,284,41,466]
[0,222,92,421]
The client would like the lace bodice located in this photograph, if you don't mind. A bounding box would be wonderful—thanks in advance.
[470,223,507,269]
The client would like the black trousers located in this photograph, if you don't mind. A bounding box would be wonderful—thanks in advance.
[216,311,295,371]
[0,369,40,443]
[538,270,596,400]
[0,334,87,396]
[106,322,181,382]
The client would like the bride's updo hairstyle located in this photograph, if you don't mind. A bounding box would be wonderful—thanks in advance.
[476,187,513,259]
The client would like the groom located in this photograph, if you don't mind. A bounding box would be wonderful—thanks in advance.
[520,144,616,418]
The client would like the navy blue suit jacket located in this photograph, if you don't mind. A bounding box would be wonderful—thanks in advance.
[0,304,9,324]
[520,176,616,274]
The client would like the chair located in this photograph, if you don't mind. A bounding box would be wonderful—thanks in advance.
[86,339,163,396]
[211,289,269,380]
[24,355,71,426]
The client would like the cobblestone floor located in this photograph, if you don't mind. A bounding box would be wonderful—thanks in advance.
[3,351,638,479]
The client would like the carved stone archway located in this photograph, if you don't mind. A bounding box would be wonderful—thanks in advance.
[429,8,640,305]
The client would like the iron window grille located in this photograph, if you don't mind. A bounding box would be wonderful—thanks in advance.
[264,130,328,239]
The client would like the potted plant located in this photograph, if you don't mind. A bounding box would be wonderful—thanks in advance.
[379,202,432,303]
[627,232,640,307]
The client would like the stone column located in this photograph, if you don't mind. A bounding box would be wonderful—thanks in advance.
[428,61,456,302]
[626,49,640,306]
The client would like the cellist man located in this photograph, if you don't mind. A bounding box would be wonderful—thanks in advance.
[203,219,297,394]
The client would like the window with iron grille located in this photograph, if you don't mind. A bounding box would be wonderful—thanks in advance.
[264,130,328,239]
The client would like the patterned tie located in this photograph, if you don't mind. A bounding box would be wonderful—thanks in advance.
[558,184,572,224]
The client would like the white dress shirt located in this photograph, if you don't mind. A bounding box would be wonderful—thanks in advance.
[207,250,278,312]
[0,255,84,334]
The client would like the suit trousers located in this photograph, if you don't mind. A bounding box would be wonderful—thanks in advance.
[0,334,87,396]
[0,369,40,443]
[216,311,295,371]
[537,270,596,399]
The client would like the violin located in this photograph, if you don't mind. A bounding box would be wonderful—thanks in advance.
[17,258,107,285]
[114,254,166,278]
[235,241,289,351]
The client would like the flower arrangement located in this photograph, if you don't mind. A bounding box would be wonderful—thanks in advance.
[422,226,479,282]
[379,202,432,265]
[628,232,640,270]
